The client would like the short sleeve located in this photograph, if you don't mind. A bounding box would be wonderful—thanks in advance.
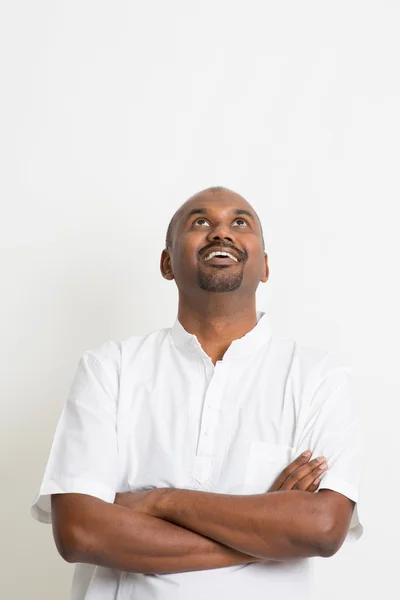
[30,346,121,524]
[295,355,365,543]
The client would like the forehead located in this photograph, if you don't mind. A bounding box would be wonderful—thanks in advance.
[176,192,257,224]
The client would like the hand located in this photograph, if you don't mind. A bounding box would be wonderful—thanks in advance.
[268,451,328,493]
[114,488,166,516]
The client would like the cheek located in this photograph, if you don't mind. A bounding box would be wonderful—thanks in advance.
[179,237,203,264]
[172,247,198,276]
[244,255,265,278]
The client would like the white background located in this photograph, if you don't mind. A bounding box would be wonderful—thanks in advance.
[1,1,398,598]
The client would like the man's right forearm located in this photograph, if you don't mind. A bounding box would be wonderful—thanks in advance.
[51,493,260,574]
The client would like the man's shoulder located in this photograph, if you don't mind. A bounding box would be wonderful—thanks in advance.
[81,325,171,369]
[270,333,353,380]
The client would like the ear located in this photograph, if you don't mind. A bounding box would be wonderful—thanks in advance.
[160,249,174,280]
[260,252,269,283]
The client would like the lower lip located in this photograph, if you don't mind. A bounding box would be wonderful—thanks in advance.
[203,256,239,265]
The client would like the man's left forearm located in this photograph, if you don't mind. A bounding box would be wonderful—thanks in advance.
[151,488,332,561]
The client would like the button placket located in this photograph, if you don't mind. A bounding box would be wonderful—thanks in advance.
[193,361,224,483]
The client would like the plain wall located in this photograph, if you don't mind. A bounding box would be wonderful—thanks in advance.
[1,1,399,598]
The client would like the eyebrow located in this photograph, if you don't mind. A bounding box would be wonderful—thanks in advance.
[185,208,255,221]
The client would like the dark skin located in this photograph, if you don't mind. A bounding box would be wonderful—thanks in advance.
[160,188,269,364]
[52,453,333,572]
[51,187,355,573]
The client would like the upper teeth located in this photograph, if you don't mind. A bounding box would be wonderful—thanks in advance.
[204,251,238,262]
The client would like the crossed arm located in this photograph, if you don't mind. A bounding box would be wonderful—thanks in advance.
[51,486,354,574]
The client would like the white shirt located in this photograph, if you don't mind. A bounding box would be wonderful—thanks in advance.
[31,311,364,600]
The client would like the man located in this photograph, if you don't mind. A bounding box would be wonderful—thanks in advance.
[31,186,364,599]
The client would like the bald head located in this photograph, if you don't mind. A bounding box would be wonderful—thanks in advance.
[165,186,265,250]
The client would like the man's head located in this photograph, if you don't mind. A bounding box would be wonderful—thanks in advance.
[160,186,269,295]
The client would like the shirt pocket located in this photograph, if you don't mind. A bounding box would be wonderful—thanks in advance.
[244,442,294,491]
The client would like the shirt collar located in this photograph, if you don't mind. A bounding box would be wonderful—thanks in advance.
[169,310,272,361]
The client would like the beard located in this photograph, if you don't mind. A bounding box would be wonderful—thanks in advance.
[196,263,245,292]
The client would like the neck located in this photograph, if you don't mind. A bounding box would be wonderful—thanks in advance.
[177,294,259,363]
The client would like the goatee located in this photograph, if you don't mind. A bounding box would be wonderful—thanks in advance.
[196,265,244,292]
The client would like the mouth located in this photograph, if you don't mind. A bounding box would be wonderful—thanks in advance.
[202,255,240,266]
[201,247,241,264]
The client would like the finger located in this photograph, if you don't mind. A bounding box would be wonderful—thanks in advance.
[278,456,325,490]
[280,459,328,491]
[300,462,328,491]
[291,462,328,491]
[305,475,324,493]
[282,461,328,491]
[270,451,313,491]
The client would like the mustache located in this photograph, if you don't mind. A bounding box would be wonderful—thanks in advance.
[199,242,246,261]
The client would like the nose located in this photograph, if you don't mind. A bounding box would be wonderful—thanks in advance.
[206,221,235,244]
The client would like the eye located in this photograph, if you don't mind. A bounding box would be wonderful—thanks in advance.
[232,218,249,227]
[194,218,211,226]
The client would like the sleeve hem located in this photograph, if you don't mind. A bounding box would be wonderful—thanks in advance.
[317,474,363,543]
[318,473,358,503]
[30,478,116,524]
